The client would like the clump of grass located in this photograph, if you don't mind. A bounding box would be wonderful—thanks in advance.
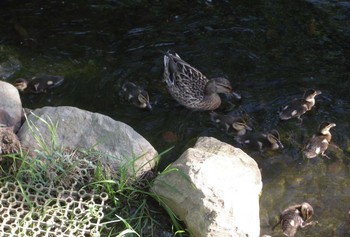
[0,113,190,236]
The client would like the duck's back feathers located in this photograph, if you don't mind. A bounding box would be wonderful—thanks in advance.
[164,52,209,109]
[303,135,330,158]
[121,82,152,110]
[15,75,64,93]
[279,99,309,120]
[163,51,236,111]
[303,122,335,158]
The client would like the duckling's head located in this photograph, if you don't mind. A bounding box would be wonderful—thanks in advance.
[304,89,322,101]
[14,78,28,91]
[267,129,284,149]
[319,121,336,134]
[300,202,314,221]
[232,121,252,135]
[137,91,152,110]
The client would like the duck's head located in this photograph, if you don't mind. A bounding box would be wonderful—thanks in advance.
[301,202,314,221]
[304,89,322,100]
[267,129,284,149]
[14,78,28,91]
[206,78,241,99]
[319,121,336,134]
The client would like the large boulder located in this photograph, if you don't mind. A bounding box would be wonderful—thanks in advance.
[0,81,22,131]
[152,137,262,237]
[17,106,158,179]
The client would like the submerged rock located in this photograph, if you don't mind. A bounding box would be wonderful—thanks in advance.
[152,136,262,237]
[0,56,21,80]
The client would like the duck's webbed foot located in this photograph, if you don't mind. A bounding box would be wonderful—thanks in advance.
[321,153,331,159]
[300,220,318,228]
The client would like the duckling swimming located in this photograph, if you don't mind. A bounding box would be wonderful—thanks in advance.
[303,121,336,159]
[235,129,284,151]
[279,89,321,121]
[209,111,252,136]
[14,75,64,93]
[163,51,241,111]
[272,202,317,237]
[120,81,152,110]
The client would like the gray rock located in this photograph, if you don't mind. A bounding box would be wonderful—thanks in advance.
[17,106,158,179]
[152,136,262,237]
[0,80,22,131]
[0,56,21,80]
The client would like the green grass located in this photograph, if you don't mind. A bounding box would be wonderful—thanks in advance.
[0,113,190,236]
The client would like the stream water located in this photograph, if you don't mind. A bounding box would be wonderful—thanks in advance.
[1,0,350,236]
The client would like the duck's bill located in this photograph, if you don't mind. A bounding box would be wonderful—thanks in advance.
[245,124,253,131]
[232,91,241,100]
[146,102,153,111]
[277,140,284,149]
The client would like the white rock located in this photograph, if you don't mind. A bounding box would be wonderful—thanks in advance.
[152,136,262,237]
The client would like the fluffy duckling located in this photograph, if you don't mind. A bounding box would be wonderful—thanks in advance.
[163,51,240,111]
[14,75,64,93]
[303,121,336,159]
[272,202,317,237]
[121,82,152,110]
[209,111,252,136]
[235,129,284,151]
[279,89,322,121]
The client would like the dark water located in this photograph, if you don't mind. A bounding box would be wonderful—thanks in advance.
[1,0,350,236]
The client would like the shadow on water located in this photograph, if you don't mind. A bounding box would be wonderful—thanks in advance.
[1,0,350,236]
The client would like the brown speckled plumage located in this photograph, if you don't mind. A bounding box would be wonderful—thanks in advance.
[163,51,239,111]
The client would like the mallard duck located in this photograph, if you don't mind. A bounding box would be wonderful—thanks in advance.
[163,51,241,111]
[14,75,64,93]
[303,121,336,159]
[209,111,252,136]
[279,89,322,121]
[235,129,284,151]
[121,81,152,110]
[272,202,317,237]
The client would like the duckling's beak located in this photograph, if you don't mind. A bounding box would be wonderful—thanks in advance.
[146,102,153,111]
[328,123,336,129]
[315,90,322,96]
[232,91,241,100]
[277,140,284,149]
[245,124,253,131]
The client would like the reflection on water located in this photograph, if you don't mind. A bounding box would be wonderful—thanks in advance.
[1,0,350,236]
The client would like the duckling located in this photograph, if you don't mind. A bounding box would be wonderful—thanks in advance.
[209,111,252,136]
[303,121,336,159]
[279,89,322,121]
[163,51,241,111]
[272,202,317,237]
[14,75,64,93]
[120,81,152,110]
[235,129,284,151]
